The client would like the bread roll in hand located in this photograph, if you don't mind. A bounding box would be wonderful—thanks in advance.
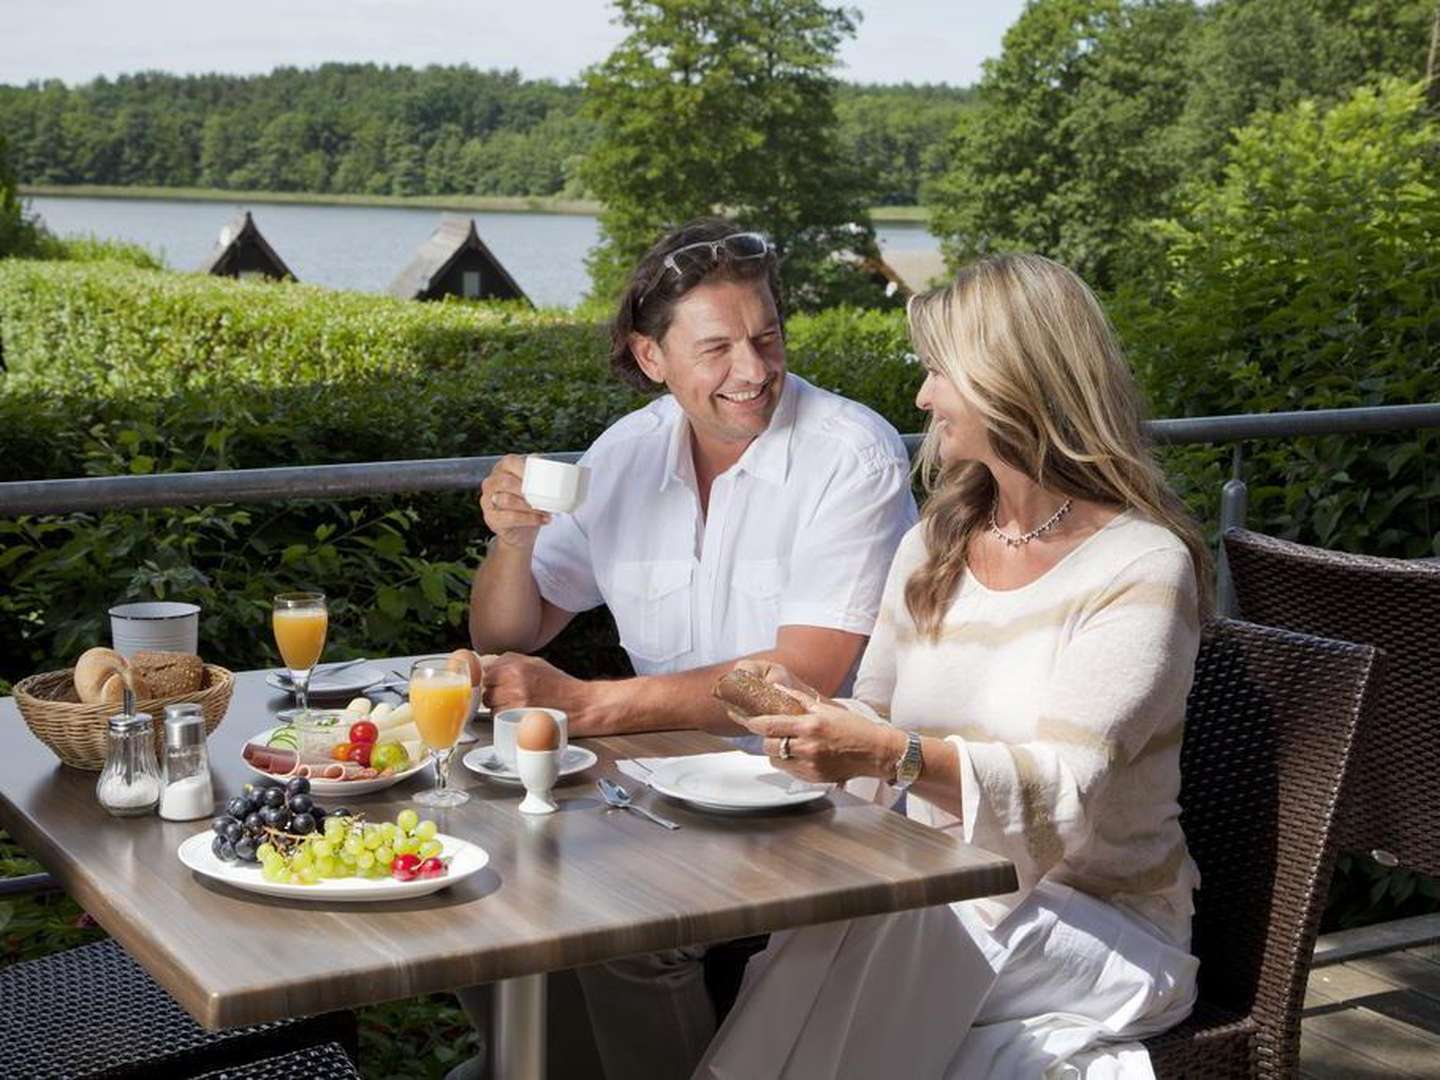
[712,668,808,718]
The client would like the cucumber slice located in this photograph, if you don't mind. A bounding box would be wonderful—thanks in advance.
[267,726,299,749]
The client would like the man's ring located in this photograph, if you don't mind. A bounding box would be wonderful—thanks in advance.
[779,735,792,761]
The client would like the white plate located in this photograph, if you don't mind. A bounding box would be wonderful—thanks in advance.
[266,663,387,698]
[462,744,598,785]
[178,830,488,902]
[646,753,832,812]
[243,726,431,796]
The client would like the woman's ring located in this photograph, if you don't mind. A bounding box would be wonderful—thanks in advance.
[779,736,792,761]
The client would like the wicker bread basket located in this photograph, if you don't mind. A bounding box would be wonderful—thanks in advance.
[14,664,234,770]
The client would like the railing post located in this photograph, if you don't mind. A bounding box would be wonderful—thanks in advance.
[1216,444,1248,617]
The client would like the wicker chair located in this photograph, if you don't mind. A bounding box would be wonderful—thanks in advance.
[1224,527,1440,877]
[189,1041,362,1080]
[1141,618,1382,1078]
[3,937,358,1080]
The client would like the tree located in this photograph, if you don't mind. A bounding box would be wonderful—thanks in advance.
[1169,0,1433,176]
[0,133,42,257]
[926,0,1201,290]
[1110,80,1440,552]
[580,0,882,307]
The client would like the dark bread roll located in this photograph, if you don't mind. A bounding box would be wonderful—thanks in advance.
[713,668,808,717]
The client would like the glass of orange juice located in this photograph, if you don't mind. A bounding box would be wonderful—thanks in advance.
[409,656,472,807]
[272,592,328,716]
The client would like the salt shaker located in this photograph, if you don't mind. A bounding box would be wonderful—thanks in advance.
[96,711,162,817]
[159,703,215,821]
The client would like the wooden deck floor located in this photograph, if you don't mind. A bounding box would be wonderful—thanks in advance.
[1303,942,1440,1077]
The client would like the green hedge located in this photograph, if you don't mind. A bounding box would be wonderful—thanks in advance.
[0,261,921,683]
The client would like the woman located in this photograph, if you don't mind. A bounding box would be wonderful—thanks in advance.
[697,253,1212,1079]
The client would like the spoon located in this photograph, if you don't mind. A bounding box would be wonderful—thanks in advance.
[596,777,680,831]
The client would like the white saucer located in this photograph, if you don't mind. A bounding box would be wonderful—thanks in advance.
[462,744,598,785]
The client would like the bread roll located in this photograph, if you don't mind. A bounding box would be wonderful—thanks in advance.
[132,650,204,697]
[712,669,808,718]
[99,670,153,704]
[74,647,126,704]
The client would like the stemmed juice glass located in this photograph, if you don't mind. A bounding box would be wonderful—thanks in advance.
[409,656,472,807]
[272,592,328,717]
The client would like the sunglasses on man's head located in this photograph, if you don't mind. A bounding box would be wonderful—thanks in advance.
[637,231,774,309]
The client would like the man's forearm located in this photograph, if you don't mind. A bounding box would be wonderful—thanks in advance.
[583,647,844,737]
[469,541,544,653]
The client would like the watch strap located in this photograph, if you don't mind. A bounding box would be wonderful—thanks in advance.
[892,730,923,790]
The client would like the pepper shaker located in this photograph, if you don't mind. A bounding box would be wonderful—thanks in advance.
[159,703,215,821]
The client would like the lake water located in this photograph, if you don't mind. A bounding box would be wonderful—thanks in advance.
[25,195,939,309]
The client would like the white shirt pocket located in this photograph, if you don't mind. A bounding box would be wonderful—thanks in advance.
[611,559,694,664]
[731,557,785,653]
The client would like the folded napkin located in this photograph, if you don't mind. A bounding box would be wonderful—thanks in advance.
[615,750,751,787]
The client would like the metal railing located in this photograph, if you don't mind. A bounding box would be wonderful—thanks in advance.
[2,402,1438,616]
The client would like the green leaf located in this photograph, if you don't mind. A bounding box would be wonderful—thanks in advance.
[377,586,408,619]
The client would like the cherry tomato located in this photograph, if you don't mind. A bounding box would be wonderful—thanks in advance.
[418,856,446,879]
[330,742,354,762]
[348,720,378,745]
[346,742,373,767]
[391,853,421,882]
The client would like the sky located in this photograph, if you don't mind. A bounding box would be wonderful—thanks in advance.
[1,1,1027,88]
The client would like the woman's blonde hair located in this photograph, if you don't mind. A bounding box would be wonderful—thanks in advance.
[903,252,1213,638]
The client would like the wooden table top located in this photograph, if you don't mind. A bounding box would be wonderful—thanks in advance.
[0,659,1016,1030]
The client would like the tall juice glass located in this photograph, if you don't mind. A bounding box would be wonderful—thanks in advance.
[272,593,328,717]
[410,657,472,807]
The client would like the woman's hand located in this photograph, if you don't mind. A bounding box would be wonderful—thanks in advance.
[479,454,551,548]
[736,689,906,785]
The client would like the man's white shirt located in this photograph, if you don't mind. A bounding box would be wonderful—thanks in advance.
[530,373,918,676]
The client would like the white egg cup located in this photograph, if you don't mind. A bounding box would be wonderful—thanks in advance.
[516,747,562,814]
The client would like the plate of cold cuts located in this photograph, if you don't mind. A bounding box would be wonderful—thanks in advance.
[241,726,431,796]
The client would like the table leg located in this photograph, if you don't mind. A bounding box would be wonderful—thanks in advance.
[489,974,546,1080]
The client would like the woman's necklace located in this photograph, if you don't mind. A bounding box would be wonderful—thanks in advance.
[988,497,1073,549]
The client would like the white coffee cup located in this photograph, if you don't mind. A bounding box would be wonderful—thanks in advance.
[493,707,569,768]
[110,601,200,659]
[516,747,561,815]
[522,456,589,514]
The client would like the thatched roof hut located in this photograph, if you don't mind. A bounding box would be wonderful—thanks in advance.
[389,215,530,305]
[201,210,295,281]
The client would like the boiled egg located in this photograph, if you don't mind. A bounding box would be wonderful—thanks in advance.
[516,709,561,751]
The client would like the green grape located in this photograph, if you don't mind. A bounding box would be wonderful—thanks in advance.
[357,850,376,870]
[395,836,419,856]
[363,828,383,851]
[380,822,399,843]
[291,850,313,871]
[375,845,394,868]
[311,840,333,858]
[262,860,287,883]
[397,808,419,833]
[289,871,304,885]
[343,833,363,856]
[298,865,320,885]
[316,856,338,877]
[415,819,438,842]
[256,842,276,861]
[418,839,443,860]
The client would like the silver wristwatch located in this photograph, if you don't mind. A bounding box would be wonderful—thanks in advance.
[892,730,923,791]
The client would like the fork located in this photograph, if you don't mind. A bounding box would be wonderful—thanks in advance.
[596,777,680,830]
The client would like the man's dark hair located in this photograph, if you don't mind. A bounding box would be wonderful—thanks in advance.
[609,217,784,393]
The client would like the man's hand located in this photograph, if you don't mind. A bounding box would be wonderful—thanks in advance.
[479,454,551,549]
[736,689,904,785]
[481,652,603,733]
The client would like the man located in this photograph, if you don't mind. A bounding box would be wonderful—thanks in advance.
[460,217,916,1079]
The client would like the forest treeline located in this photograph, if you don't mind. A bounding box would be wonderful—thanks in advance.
[0,65,972,207]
